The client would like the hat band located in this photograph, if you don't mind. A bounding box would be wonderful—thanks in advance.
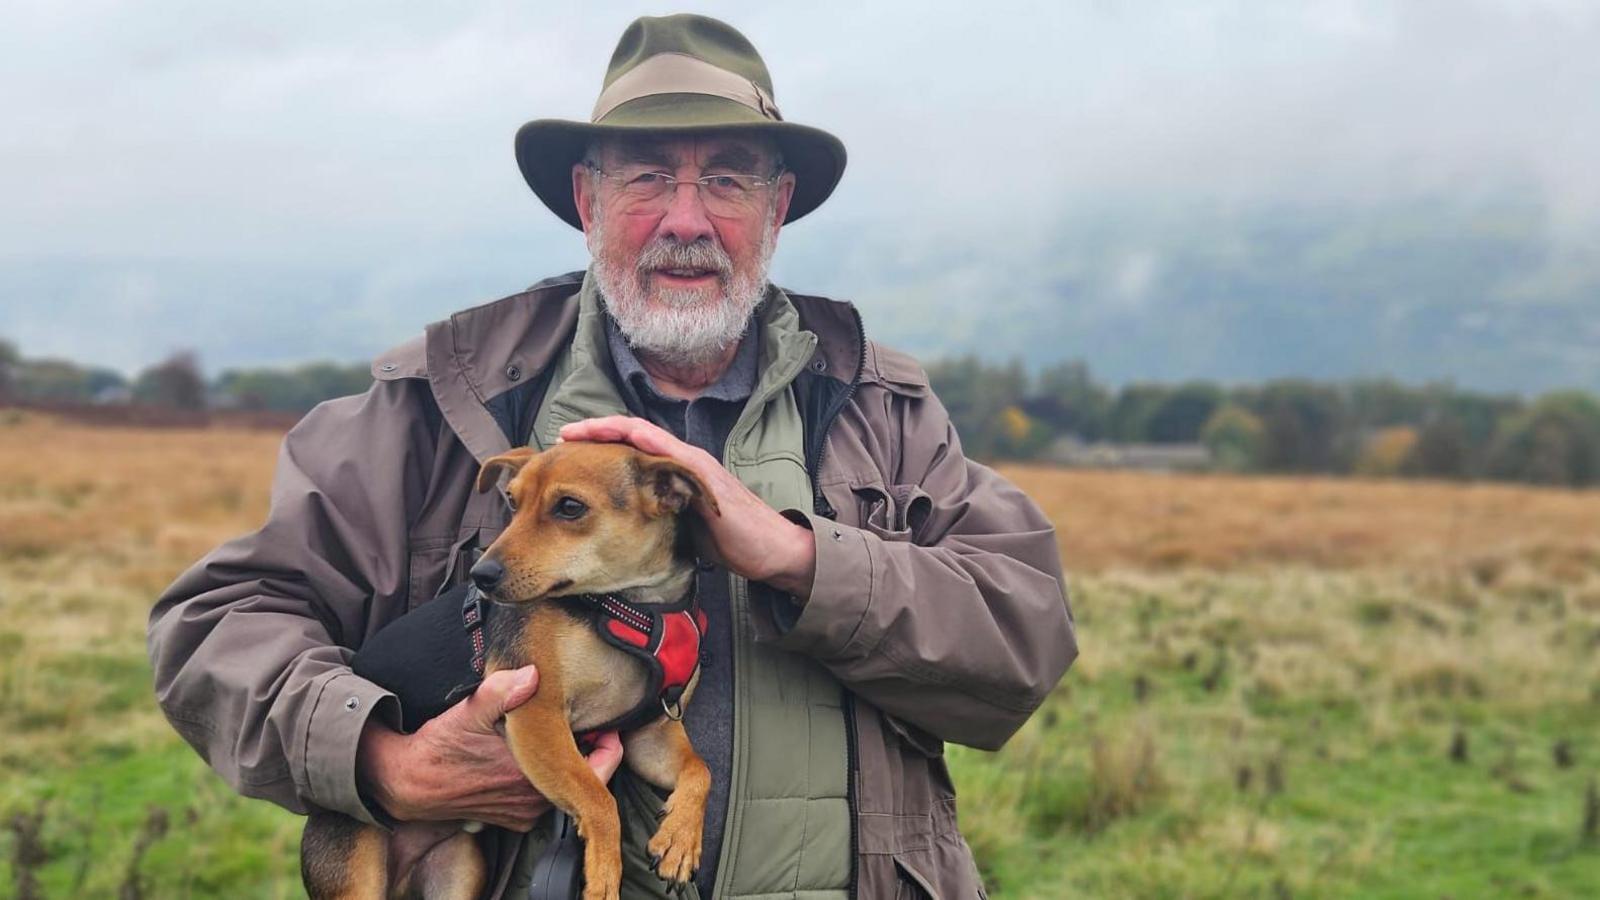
[591,52,783,123]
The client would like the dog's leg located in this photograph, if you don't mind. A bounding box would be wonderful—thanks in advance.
[301,811,389,900]
[623,718,710,885]
[504,694,623,900]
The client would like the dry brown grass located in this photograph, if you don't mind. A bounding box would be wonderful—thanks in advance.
[999,464,1600,574]
[5,415,1593,580]
[3,418,1596,752]
[0,416,280,761]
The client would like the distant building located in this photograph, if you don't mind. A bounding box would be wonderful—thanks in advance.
[92,384,133,405]
[1047,435,1213,472]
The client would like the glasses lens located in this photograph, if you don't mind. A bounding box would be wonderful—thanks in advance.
[603,169,770,215]
[702,175,765,215]
[619,171,672,203]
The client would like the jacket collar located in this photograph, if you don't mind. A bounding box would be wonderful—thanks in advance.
[382,269,872,466]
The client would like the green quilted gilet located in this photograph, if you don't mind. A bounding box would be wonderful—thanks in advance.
[507,273,851,900]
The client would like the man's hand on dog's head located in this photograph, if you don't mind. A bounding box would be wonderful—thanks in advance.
[558,416,818,599]
[356,665,624,831]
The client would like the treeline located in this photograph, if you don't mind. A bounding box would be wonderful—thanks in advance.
[0,339,371,414]
[6,337,1598,486]
[927,357,1600,488]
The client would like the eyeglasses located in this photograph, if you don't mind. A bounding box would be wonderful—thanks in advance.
[587,164,784,217]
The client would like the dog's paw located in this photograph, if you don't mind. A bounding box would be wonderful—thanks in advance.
[581,851,622,900]
[647,810,703,885]
[580,870,621,900]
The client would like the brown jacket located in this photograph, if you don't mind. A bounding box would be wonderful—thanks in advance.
[148,272,1077,898]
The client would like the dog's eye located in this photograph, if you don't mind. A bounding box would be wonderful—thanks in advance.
[552,497,588,520]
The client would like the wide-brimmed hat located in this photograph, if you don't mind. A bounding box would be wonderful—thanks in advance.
[515,14,847,230]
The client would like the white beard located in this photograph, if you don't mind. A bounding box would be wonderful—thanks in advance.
[589,219,776,368]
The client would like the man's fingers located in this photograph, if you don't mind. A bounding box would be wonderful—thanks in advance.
[560,419,729,491]
[465,666,539,728]
[558,415,640,443]
[560,416,678,455]
[584,731,625,784]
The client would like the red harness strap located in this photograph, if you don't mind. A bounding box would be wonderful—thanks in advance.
[463,580,706,741]
[585,589,707,733]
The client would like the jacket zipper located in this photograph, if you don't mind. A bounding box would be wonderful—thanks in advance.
[806,308,867,899]
[808,309,868,521]
[842,692,861,900]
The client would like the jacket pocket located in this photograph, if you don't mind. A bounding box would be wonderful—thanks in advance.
[406,531,479,609]
[405,535,455,610]
[885,712,945,758]
[850,480,933,542]
[894,854,940,900]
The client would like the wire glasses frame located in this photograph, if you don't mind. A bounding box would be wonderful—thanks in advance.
[586,164,785,217]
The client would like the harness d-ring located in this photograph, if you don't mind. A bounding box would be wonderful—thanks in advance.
[662,696,684,721]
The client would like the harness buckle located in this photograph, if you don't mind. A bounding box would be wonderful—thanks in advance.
[461,586,484,628]
[462,586,488,677]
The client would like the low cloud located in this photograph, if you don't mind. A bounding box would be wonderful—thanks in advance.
[3,1,1598,376]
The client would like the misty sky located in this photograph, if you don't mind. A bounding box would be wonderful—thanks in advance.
[3,0,1598,379]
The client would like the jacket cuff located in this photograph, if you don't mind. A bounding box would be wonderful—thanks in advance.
[300,670,400,828]
[762,510,882,661]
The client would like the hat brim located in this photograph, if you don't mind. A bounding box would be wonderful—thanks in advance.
[515,93,846,230]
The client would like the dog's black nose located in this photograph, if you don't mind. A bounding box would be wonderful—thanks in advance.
[469,557,505,593]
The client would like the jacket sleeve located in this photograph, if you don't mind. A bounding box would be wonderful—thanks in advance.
[762,385,1077,752]
[146,379,434,825]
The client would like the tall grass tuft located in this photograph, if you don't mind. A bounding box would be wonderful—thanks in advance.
[116,806,169,900]
[1082,726,1167,832]
[7,802,47,900]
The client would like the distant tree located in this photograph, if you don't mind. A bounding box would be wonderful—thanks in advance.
[133,352,207,411]
[84,367,128,398]
[1346,379,1430,429]
[1436,389,1523,473]
[0,338,18,399]
[1108,384,1171,442]
[1355,426,1420,477]
[1486,391,1600,486]
[12,358,124,403]
[1025,360,1110,439]
[1144,382,1223,444]
[925,356,1030,459]
[1248,380,1348,472]
[216,361,372,413]
[1404,415,1471,479]
[994,404,1053,459]
[1201,405,1267,472]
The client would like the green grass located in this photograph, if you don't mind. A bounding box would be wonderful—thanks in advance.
[2,740,303,898]
[4,565,1599,897]
[953,699,1598,898]
[950,569,1600,899]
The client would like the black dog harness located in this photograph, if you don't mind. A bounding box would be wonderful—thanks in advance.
[461,580,707,735]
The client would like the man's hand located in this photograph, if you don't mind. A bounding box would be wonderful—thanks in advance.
[356,665,623,831]
[559,416,818,598]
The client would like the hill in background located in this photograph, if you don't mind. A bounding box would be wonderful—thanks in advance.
[6,190,1597,397]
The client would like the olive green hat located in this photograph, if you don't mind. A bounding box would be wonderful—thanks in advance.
[514,14,847,229]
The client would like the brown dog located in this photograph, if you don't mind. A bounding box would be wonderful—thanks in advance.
[301,441,717,900]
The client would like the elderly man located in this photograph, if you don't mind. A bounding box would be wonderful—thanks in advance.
[149,13,1076,900]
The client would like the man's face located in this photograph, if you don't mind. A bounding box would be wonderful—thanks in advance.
[572,134,796,366]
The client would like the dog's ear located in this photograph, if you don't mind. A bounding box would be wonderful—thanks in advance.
[636,455,722,519]
[477,447,538,494]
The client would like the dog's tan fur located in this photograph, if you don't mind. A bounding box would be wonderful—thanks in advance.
[301,441,716,900]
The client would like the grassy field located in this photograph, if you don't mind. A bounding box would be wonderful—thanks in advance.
[2,414,1598,897]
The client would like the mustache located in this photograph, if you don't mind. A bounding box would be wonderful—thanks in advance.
[635,237,732,280]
